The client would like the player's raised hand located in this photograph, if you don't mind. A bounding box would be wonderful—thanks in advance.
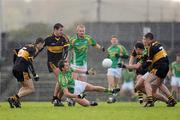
[86,68,96,75]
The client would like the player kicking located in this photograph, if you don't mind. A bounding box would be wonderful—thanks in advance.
[106,35,128,103]
[58,60,120,107]
[8,38,45,108]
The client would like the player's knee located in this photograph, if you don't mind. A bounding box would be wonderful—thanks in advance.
[29,86,35,93]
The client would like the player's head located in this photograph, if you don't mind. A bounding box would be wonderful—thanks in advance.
[76,24,85,38]
[111,35,118,45]
[58,60,69,71]
[53,23,64,36]
[35,37,45,50]
[176,54,180,62]
[134,42,144,55]
[144,32,154,45]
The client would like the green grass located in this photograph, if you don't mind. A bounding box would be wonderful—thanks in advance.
[0,102,179,120]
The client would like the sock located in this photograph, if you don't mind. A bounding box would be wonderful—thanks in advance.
[147,96,153,102]
[15,94,20,99]
[53,96,58,100]
[168,95,174,100]
[137,91,143,100]
[104,88,112,93]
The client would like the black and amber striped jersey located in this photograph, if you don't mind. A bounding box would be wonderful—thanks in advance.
[13,44,37,71]
[148,41,169,66]
[131,49,142,63]
[130,48,148,75]
[44,34,69,62]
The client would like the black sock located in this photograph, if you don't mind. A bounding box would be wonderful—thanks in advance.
[53,96,58,100]
[15,94,19,99]
[137,91,143,99]
[147,96,153,102]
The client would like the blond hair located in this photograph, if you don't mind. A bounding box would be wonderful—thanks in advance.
[76,24,85,31]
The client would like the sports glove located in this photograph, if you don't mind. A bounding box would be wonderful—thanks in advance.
[115,53,120,58]
[77,93,86,99]
[86,68,96,75]
[118,63,126,68]
[33,74,39,81]
[101,46,105,52]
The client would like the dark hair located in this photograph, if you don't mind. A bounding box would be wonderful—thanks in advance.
[145,32,154,40]
[35,37,44,44]
[54,23,64,30]
[111,35,118,39]
[58,60,65,71]
[135,42,144,50]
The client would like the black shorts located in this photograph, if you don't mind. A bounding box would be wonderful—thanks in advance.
[150,62,169,79]
[12,69,30,82]
[47,60,59,73]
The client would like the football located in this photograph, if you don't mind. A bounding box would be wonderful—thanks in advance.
[102,58,112,68]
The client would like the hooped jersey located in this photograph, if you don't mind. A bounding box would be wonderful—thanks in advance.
[44,34,69,62]
[148,41,168,66]
[13,44,37,71]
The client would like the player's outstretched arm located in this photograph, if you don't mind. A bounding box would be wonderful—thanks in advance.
[93,44,105,52]
[118,62,142,70]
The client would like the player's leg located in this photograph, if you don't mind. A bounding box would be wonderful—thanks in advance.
[159,83,177,106]
[74,98,90,107]
[77,64,88,81]
[8,70,33,108]
[107,75,116,103]
[178,87,180,101]
[135,75,145,104]
[17,79,35,97]
[85,82,120,94]
[144,72,157,107]
[49,62,64,106]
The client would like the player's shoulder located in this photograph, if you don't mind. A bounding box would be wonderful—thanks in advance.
[44,34,54,41]
[84,34,93,39]
[151,41,161,47]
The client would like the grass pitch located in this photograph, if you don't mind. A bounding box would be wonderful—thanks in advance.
[0,102,179,120]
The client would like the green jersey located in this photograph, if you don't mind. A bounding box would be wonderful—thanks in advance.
[69,34,97,66]
[58,69,75,93]
[122,69,136,83]
[107,44,128,68]
[171,61,180,77]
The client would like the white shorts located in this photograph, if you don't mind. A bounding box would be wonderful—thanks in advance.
[71,64,87,77]
[171,76,180,87]
[74,80,87,95]
[107,68,122,78]
[121,81,134,90]
[141,72,150,80]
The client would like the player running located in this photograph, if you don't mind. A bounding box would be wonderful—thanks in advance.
[106,35,128,103]
[69,24,105,81]
[139,33,176,107]
[8,38,45,108]
[44,23,69,106]
[58,60,120,107]
[119,40,176,107]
